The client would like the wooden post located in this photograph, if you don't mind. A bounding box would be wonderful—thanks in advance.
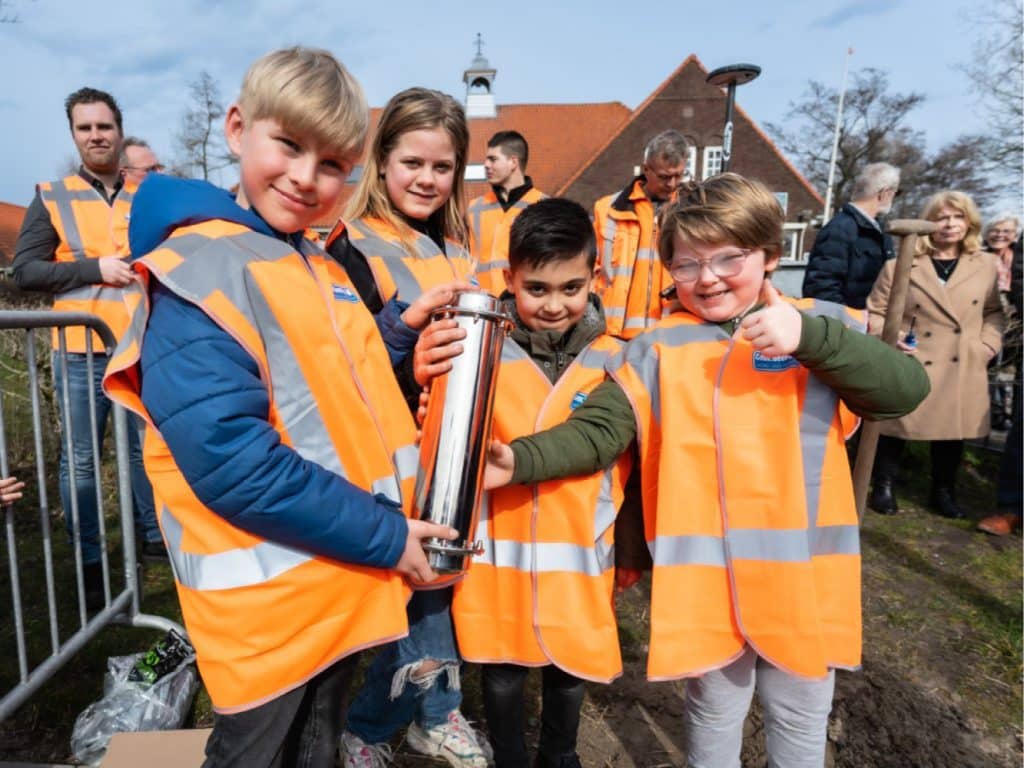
[853,218,938,521]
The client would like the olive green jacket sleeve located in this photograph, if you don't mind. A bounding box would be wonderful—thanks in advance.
[510,378,635,485]
[793,313,930,420]
[511,312,930,485]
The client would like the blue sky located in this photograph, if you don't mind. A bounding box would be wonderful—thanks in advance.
[0,0,1000,208]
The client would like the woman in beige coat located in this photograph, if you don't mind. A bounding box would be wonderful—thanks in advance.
[866,190,1004,518]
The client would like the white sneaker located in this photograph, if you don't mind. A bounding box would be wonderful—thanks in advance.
[339,730,393,768]
[405,709,492,767]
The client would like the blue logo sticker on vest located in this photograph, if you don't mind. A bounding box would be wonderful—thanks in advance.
[332,284,360,303]
[752,351,799,372]
[570,391,589,410]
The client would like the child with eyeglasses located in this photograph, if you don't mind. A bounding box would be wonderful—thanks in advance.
[482,173,930,767]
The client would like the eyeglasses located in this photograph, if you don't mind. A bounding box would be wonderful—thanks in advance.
[124,164,165,173]
[669,249,751,283]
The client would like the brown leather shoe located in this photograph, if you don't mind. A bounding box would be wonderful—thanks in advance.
[977,513,1022,536]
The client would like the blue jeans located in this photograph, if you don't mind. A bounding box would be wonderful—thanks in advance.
[346,586,461,743]
[54,353,160,565]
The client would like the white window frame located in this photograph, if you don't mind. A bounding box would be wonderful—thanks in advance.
[781,222,808,264]
[685,146,697,181]
[701,146,723,180]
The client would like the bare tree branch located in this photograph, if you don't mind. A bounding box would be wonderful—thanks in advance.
[765,67,998,218]
[174,71,237,181]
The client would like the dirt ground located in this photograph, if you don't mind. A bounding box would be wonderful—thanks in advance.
[0,445,1020,766]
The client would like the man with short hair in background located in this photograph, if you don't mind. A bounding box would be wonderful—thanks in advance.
[593,129,689,339]
[119,137,163,185]
[467,130,546,294]
[12,87,164,610]
[802,162,900,309]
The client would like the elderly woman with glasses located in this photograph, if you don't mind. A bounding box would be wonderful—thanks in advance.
[866,190,1004,519]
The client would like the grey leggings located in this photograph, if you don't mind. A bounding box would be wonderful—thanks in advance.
[685,646,836,768]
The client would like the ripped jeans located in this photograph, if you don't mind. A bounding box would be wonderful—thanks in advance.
[346,586,461,743]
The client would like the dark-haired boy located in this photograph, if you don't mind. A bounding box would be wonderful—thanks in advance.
[426,197,638,768]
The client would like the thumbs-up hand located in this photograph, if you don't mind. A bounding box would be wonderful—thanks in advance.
[738,280,803,356]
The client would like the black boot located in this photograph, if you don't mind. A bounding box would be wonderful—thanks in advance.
[930,440,966,519]
[869,436,903,515]
[930,485,965,519]
[869,479,899,515]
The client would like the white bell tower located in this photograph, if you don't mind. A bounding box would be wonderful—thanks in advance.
[463,34,497,118]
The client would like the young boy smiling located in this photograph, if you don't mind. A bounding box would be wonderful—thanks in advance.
[484,175,930,767]
[103,47,459,767]
[423,198,635,768]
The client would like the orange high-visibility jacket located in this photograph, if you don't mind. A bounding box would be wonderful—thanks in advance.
[607,298,865,681]
[467,186,547,295]
[593,179,673,340]
[37,175,135,351]
[104,220,415,713]
[453,334,631,682]
[341,216,473,302]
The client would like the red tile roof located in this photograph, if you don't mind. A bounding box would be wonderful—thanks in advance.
[314,101,631,228]
[0,202,26,266]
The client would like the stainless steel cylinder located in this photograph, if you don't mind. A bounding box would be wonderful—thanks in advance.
[415,291,512,574]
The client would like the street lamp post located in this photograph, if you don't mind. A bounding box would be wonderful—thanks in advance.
[706,63,761,173]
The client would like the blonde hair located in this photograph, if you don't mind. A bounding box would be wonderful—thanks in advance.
[345,87,469,245]
[658,173,784,264]
[913,190,983,257]
[237,47,368,163]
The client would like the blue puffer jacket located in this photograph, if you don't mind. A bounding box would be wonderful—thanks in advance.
[802,203,895,309]
[131,174,413,568]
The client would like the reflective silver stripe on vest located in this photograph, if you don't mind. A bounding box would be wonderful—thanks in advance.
[800,298,864,530]
[55,284,127,303]
[476,260,508,275]
[40,179,89,259]
[608,323,726,425]
[803,298,867,332]
[468,198,502,252]
[576,342,617,372]
[651,524,859,567]
[636,246,657,263]
[593,468,617,566]
[477,537,612,576]
[348,219,468,302]
[601,217,617,285]
[150,229,402,504]
[162,504,312,590]
[501,339,532,365]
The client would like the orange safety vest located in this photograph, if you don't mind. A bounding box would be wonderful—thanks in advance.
[453,334,631,682]
[104,220,416,713]
[607,298,865,681]
[37,174,135,351]
[340,216,474,302]
[467,187,547,295]
[593,180,673,340]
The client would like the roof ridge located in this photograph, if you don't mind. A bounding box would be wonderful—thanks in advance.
[557,54,702,194]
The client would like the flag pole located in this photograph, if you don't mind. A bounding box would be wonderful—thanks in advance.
[823,47,853,223]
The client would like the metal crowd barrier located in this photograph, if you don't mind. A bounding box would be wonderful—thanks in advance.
[0,310,183,722]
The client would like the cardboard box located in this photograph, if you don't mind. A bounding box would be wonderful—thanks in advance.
[101,729,211,767]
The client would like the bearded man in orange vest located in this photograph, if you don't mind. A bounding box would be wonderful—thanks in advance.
[467,130,546,295]
[12,87,164,608]
[593,129,689,339]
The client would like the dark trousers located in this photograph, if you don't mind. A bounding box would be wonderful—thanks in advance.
[202,654,358,768]
[481,662,585,768]
[875,435,965,490]
[996,379,1023,512]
